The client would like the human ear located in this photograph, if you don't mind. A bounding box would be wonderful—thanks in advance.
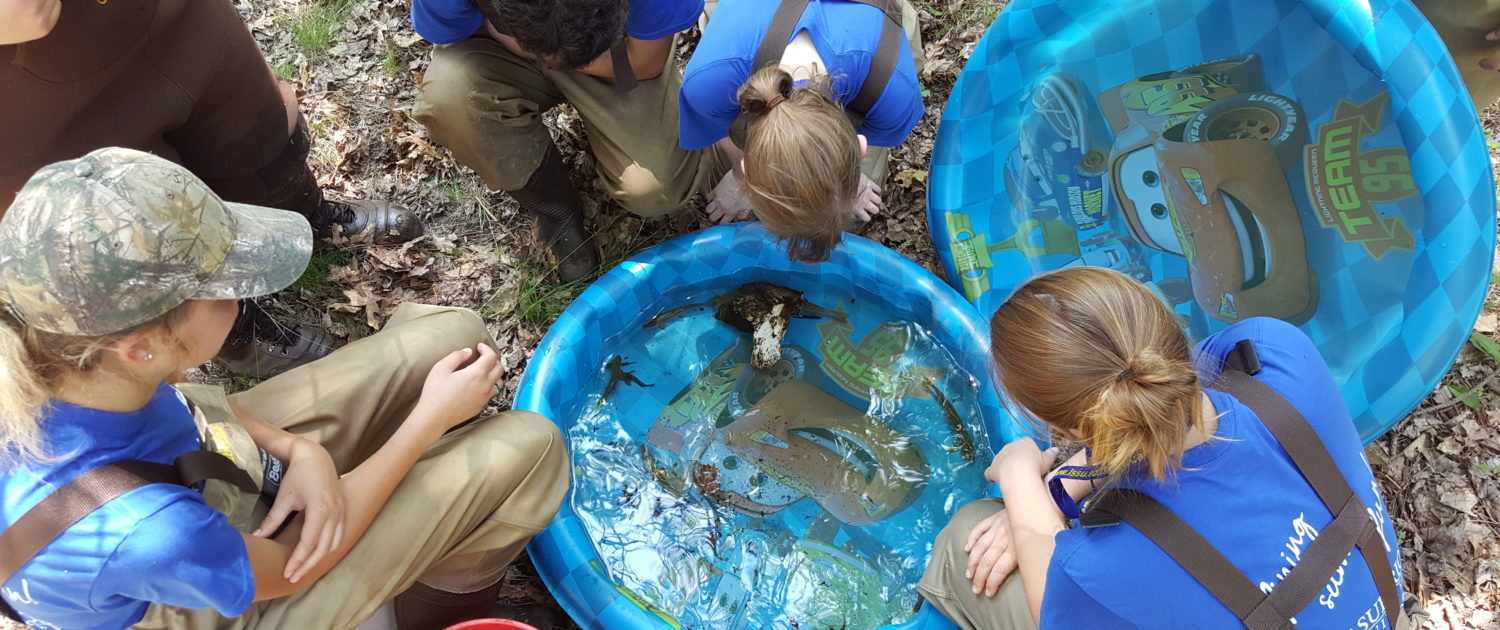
[111,331,160,367]
[857,134,869,157]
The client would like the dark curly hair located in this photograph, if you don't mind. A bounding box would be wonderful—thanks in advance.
[486,0,631,70]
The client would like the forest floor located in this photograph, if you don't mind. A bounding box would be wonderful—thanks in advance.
[221,0,1498,627]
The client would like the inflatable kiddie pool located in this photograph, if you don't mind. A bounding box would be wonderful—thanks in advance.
[516,224,1014,630]
[928,0,1496,442]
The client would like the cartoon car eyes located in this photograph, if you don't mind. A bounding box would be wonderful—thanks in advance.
[1117,148,1184,256]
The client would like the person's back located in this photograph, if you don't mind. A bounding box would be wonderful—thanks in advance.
[0,385,253,629]
[1043,317,1403,628]
[919,267,1413,630]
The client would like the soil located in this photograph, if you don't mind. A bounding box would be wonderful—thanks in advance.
[150,0,1500,627]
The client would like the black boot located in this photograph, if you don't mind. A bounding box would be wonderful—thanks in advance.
[393,580,504,630]
[508,145,600,284]
[216,301,344,379]
[204,115,425,248]
[310,197,425,247]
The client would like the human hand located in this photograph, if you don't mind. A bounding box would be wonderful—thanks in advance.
[706,172,756,224]
[1483,28,1500,72]
[965,509,1017,597]
[851,173,884,223]
[413,344,504,432]
[985,438,1060,485]
[255,440,345,583]
[0,0,61,45]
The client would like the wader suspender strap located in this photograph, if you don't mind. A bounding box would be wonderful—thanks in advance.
[0,452,256,622]
[1089,340,1402,630]
[1216,342,1402,622]
[610,39,638,93]
[473,1,637,93]
[749,0,902,127]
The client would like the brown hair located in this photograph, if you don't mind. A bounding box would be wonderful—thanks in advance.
[738,66,862,263]
[0,304,191,466]
[989,267,1204,480]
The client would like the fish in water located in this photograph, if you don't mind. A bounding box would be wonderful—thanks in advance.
[645,283,847,370]
[599,355,650,410]
[927,379,977,464]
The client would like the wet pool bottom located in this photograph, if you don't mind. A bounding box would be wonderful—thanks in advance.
[568,296,994,630]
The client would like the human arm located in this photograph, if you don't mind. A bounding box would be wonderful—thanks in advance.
[988,438,1067,624]
[965,447,1090,598]
[0,0,61,45]
[233,405,345,584]
[409,0,486,45]
[242,343,505,600]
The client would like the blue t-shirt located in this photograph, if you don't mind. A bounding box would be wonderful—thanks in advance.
[410,0,705,46]
[678,0,923,150]
[1041,318,1404,629]
[0,385,254,630]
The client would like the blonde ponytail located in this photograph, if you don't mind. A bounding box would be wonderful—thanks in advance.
[990,267,1206,480]
[0,308,54,465]
[737,66,862,263]
[0,304,193,467]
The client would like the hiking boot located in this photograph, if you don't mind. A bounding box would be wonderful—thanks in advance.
[311,198,424,247]
[394,580,504,630]
[534,210,598,284]
[216,304,344,379]
[509,144,600,284]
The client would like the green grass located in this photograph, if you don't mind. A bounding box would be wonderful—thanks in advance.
[272,59,297,82]
[381,49,411,76]
[491,263,588,327]
[290,0,357,54]
[517,277,586,327]
[292,249,354,291]
[437,178,466,206]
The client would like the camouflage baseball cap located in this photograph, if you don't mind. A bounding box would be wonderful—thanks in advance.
[0,148,312,336]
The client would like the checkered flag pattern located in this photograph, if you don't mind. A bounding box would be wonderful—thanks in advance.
[927,0,1495,442]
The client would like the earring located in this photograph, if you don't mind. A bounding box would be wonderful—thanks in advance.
[145,353,155,361]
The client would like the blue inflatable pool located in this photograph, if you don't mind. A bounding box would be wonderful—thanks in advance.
[928,0,1496,442]
[517,224,1012,629]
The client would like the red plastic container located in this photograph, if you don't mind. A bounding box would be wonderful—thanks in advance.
[444,620,540,630]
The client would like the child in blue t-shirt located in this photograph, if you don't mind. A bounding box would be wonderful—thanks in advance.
[680,0,924,262]
[0,148,568,630]
[918,267,1416,630]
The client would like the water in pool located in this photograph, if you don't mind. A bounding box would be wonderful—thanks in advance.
[569,283,994,629]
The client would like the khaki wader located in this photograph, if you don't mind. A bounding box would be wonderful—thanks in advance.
[413,32,730,217]
[918,499,1037,630]
[132,304,570,630]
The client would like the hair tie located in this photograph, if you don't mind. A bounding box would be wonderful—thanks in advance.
[1115,368,1133,383]
[765,94,787,110]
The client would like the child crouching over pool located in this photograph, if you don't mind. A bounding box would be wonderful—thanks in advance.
[920,267,1420,629]
[0,148,568,630]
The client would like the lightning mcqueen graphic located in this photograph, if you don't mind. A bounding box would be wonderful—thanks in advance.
[1100,54,1317,324]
